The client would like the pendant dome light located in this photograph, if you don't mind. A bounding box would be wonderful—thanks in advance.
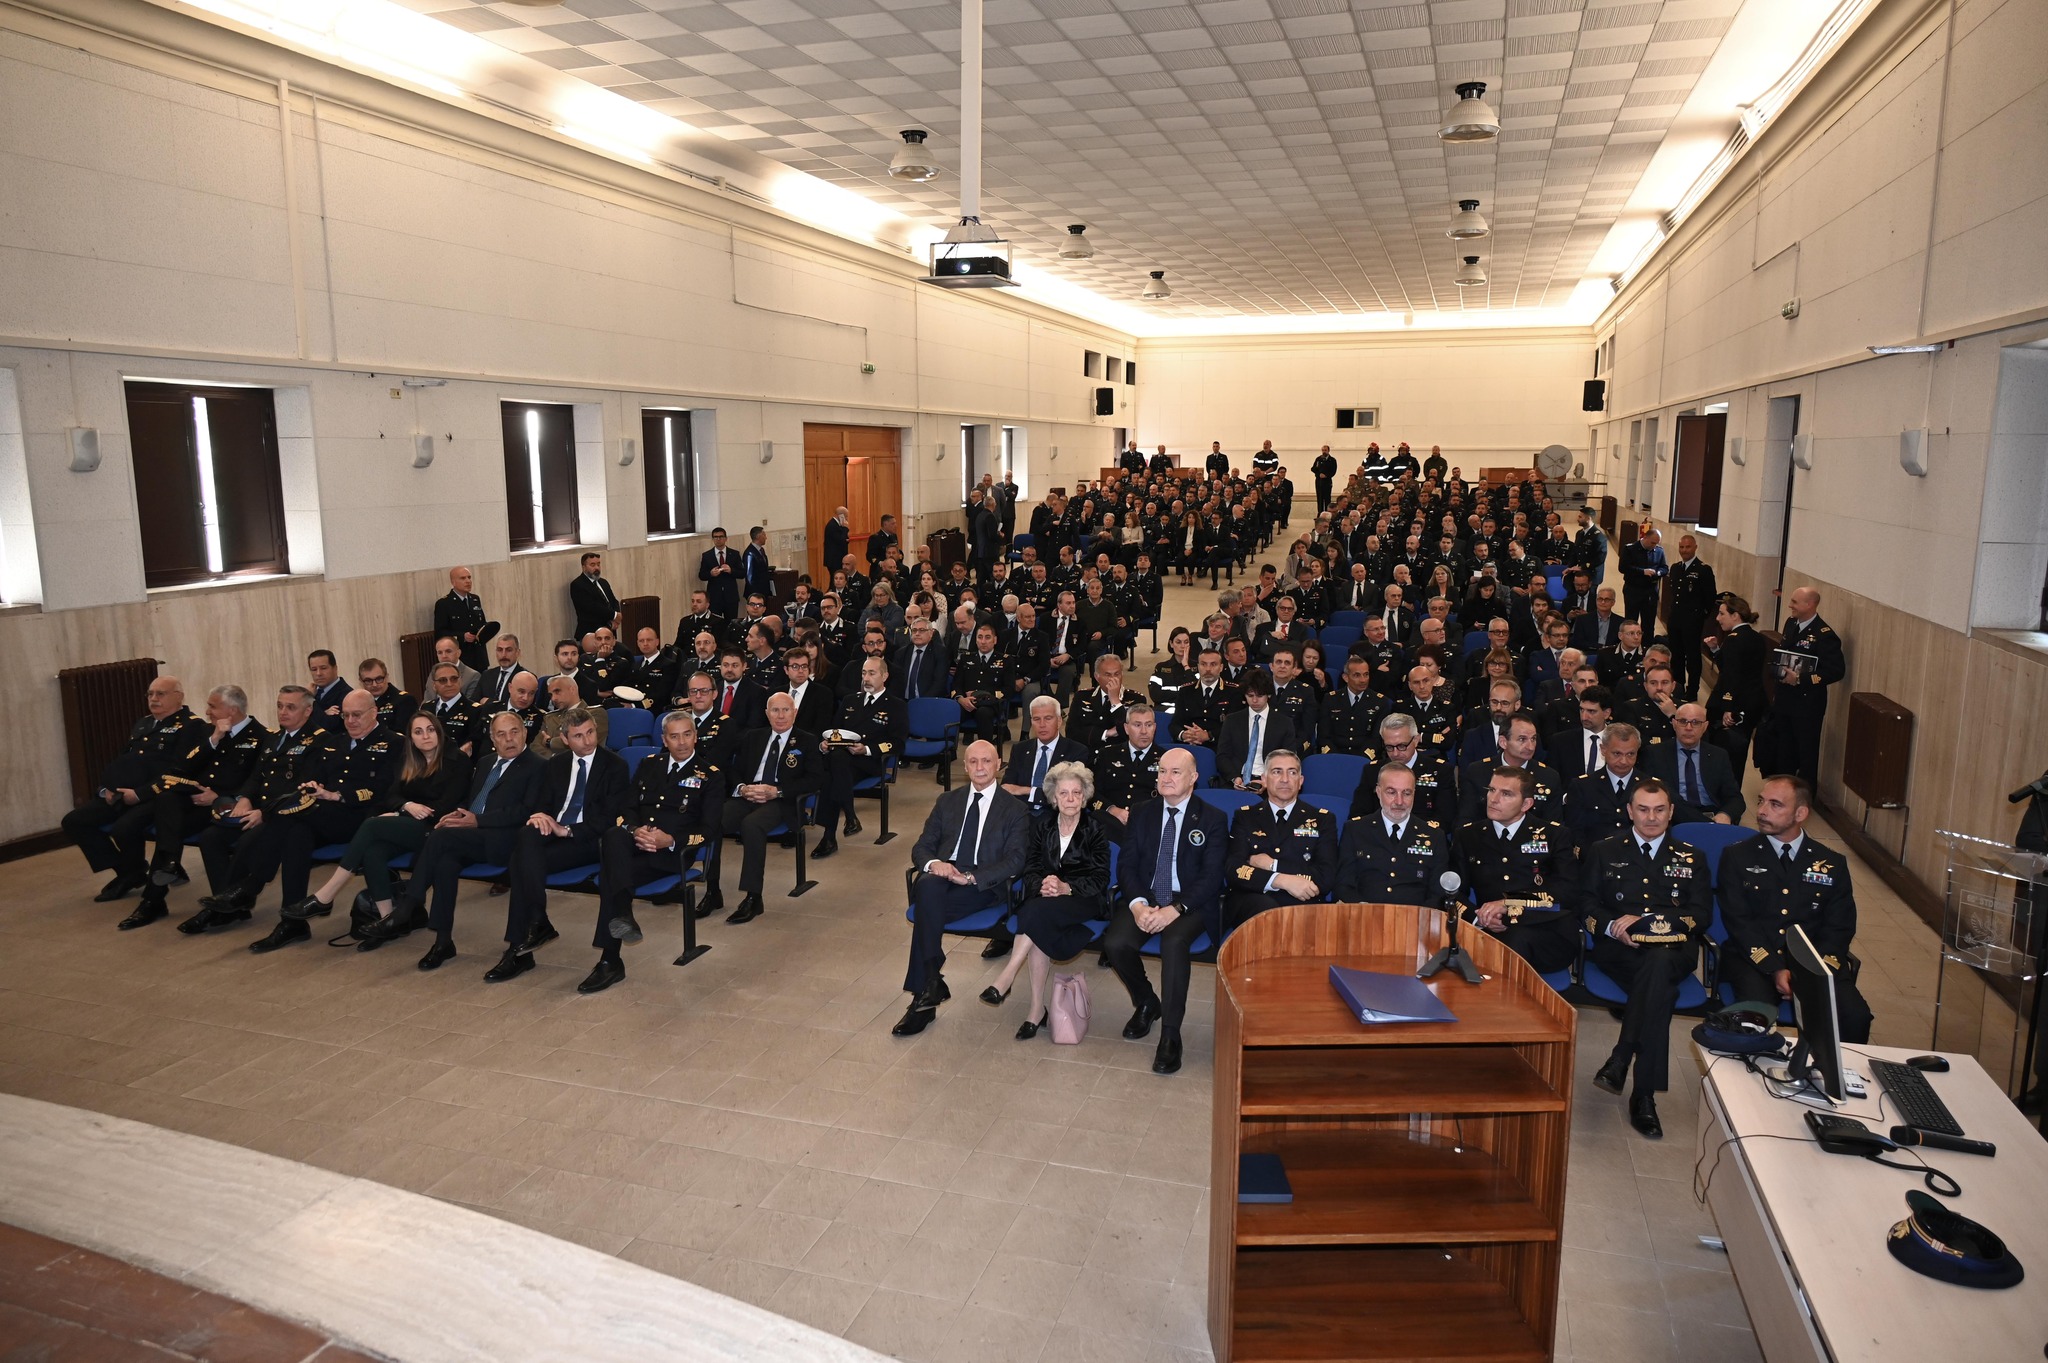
[1447,199,1490,240]
[1439,82,1501,143]
[1453,255,1488,287]
[1140,270,1170,300]
[1058,224,1096,259]
[889,129,940,182]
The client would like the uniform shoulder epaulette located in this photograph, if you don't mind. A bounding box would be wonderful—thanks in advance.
[1426,820,1439,828]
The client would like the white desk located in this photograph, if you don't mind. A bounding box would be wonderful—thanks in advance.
[1697,1043,2048,1363]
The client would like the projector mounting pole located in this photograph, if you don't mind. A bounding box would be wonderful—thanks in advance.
[959,0,980,229]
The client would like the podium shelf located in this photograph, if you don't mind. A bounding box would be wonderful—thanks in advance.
[1239,1046,1565,1117]
[1236,1132,1552,1246]
[1232,1247,1547,1363]
[1227,956,1570,1047]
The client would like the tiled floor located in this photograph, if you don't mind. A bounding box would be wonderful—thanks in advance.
[0,1220,379,1362]
[0,545,1964,1363]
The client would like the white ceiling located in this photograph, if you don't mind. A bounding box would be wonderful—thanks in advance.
[398,0,1753,317]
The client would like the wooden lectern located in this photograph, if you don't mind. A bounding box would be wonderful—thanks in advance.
[1208,902,1575,1363]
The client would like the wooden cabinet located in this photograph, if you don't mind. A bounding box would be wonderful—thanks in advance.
[1209,904,1575,1363]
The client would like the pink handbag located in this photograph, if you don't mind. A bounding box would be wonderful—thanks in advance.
[1049,972,1091,1044]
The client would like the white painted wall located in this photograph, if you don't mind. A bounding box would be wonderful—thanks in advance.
[1133,332,1592,473]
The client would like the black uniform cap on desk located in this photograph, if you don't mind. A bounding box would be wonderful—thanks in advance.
[1887,1191,2023,1288]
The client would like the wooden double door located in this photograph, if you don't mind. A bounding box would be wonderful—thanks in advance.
[803,424,902,586]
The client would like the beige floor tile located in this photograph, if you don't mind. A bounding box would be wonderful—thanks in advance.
[719,1207,832,1269]
[765,1268,876,1335]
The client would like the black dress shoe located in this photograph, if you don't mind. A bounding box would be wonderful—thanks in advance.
[94,874,142,903]
[1122,999,1162,1040]
[1015,1011,1046,1041]
[356,906,423,951]
[841,814,863,837]
[483,947,534,983]
[521,918,559,951]
[981,932,1014,959]
[117,900,168,931]
[417,938,456,971]
[811,834,839,860]
[891,1003,936,1036]
[1630,1092,1663,1139]
[979,985,1010,1007]
[577,959,626,995]
[176,901,252,935]
[280,895,330,921]
[726,894,763,925]
[1594,1057,1629,1096]
[1152,1030,1183,1075]
[694,891,724,921]
[608,910,643,943]
[248,919,311,953]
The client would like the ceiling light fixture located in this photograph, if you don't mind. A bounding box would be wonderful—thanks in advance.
[1868,342,1947,355]
[889,129,939,182]
[1439,82,1500,143]
[1447,199,1490,240]
[1453,256,1488,288]
[921,0,1016,289]
[1059,224,1095,259]
[1140,270,1170,300]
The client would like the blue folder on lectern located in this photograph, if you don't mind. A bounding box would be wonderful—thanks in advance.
[1329,966,1457,1025]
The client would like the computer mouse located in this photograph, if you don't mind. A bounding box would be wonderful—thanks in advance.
[1906,1054,1950,1072]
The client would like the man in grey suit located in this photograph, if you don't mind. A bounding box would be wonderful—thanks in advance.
[895,739,1030,1035]
[1655,704,1745,825]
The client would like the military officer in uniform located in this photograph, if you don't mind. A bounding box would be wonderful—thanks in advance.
[1564,723,1647,860]
[813,656,903,858]
[1222,751,1337,931]
[1066,653,1136,754]
[1717,774,1873,1042]
[182,686,322,928]
[356,658,417,732]
[1386,665,1458,753]
[1453,767,1580,976]
[1335,763,1450,904]
[1311,445,1338,512]
[420,663,485,756]
[1457,713,1564,826]
[1267,646,1319,748]
[479,671,547,750]
[1172,648,1240,747]
[1759,587,1845,785]
[581,710,726,993]
[62,675,208,902]
[433,566,497,672]
[1665,535,1717,700]
[1089,704,1164,841]
[1581,780,1710,1138]
[1349,713,1453,827]
[1317,657,1385,756]
[119,685,272,929]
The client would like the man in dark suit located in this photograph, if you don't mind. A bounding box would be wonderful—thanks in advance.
[363,710,546,957]
[1524,617,1571,701]
[780,647,837,738]
[823,506,851,579]
[814,656,904,857]
[1657,704,1744,824]
[698,528,743,618]
[1104,748,1228,1075]
[1564,724,1645,859]
[306,651,350,728]
[479,635,533,708]
[866,514,900,572]
[1336,764,1451,904]
[582,711,726,993]
[1569,587,1623,652]
[1223,751,1337,931]
[1665,534,1718,700]
[1582,779,1710,1139]
[993,473,1019,543]
[709,650,767,733]
[1455,679,1524,768]
[702,692,822,924]
[1618,526,1666,631]
[894,740,1032,1035]
[1545,684,1614,779]
[570,552,621,639]
[1003,695,1092,816]
[433,566,498,673]
[966,490,999,579]
[893,617,950,702]
[1213,671,1298,789]
[1376,586,1416,647]
[743,526,775,600]
[479,710,632,982]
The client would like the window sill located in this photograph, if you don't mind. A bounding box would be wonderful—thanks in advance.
[1978,629,2048,664]
[146,572,312,600]
[511,543,605,559]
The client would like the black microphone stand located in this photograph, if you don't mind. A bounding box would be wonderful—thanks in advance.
[1419,875,1484,985]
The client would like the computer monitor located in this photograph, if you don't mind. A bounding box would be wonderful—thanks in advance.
[1783,924,1847,1101]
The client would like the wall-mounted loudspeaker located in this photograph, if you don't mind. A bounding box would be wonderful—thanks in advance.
[1900,428,1930,477]
[1095,387,1115,416]
[67,427,100,473]
[618,435,636,468]
[1582,379,1606,412]
[412,434,434,469]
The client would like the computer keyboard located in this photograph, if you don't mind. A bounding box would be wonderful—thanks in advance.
[1869,1059,1963,1136]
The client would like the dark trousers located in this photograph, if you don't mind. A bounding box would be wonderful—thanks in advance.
[1225,890,1292,935]
[242,806,367,905]
[1103,905,1208,1031]
[62,799,155,877]
[821,751,883,831]
[416,827,496,939]
[1315,480,1333,512]
[708,796,795,897]
[1489,915,1579,975]
[507,825,602,946]
[1592,938,1697,1092]
[1670,615,1707,700]
[1721,954,1873,1044]
[1711,723,1753,785]
[1623,585,1659,632]
[195,820,248,893]
[904,873,999,993]
[596,826,681,947]
[341,815,430,902]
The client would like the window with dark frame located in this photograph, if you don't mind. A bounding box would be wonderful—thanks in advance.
[123,381,289,589]
[641,408,697,537]
[500,401,580,552]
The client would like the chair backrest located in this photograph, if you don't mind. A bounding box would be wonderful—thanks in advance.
[1319,628,1360,658]
[605,708,658,750]
[1671,821,1757,885]
[1196,788,1262,820]
[1302,753,1367,797]
[905,696,964,738]
[1461,630,1490,657]
[623,746,655,775]
[1328,610,1366,632]
[1544,566,1568,599]
[1305,791,1351,826]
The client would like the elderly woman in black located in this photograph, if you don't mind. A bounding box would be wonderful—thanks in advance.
[980,761,1112,1039]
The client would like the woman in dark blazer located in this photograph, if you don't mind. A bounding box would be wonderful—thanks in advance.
[981,761,1112,1039]
[1704,594,1769,782]
[285,711,471,921]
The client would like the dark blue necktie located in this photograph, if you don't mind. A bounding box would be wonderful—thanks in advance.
[474,758,508,813]
[1683,748,1702,806]
[1151,806,1179,906]
[953,791,983,869]
[561,757,587,825]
